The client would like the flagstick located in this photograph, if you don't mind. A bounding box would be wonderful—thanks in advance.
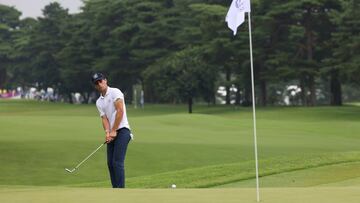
[247,12,260,202]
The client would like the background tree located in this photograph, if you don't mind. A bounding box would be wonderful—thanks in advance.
[144,47,216,113]
[0,0,358,107]
[0,5,21,87]
[30,3,70,91]
[323,0,360,105]
[8,17,37,87]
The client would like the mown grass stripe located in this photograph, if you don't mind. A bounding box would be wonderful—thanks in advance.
[70,151,360,188]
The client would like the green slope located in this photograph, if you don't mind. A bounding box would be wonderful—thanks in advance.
[0,100,359,188]
[217,161,360,188]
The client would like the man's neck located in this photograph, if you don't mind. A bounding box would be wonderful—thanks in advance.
[101,86,108,97]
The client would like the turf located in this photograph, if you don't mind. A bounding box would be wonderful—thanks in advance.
[216,161,360,188]
[0,188,359,203]
[0,100,359,202]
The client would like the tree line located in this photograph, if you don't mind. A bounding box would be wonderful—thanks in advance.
[0,0,358,110]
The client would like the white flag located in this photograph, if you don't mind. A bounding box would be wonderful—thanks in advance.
[225,0,251,35]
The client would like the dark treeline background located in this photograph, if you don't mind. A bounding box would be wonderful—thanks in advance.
[0,0,359,109]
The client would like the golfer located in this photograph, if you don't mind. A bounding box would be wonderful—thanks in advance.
[92,72,133,188]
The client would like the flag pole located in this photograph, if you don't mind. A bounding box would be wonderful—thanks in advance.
[225,1,259,201]
[247,12,260,202]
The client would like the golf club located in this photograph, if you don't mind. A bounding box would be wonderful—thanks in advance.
[65,141,106,173]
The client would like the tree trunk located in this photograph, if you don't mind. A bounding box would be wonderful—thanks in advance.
[305,10,316,106]
[308,75,316,106]
[300,78,306,106]
[225,67,231,105]
[235,84,241,105]
[83,92,89,104]
[330,70,342,106]
[212,92,216,105]
[68,93,73,104]
[188,96,193,114]
[127,86,133,104]
[260,79,267,106]
[243,85,252,106]
[144,83,154,103]
[0,67,6,87]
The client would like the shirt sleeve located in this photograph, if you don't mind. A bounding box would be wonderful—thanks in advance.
[113,88,124,102]
[96,101,105,117]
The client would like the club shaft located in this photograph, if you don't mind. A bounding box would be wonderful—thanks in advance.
[73,142,106,170]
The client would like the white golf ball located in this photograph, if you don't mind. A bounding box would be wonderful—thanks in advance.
[171,184,176,188]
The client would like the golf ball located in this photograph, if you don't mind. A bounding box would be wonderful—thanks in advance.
[171,184,176,188]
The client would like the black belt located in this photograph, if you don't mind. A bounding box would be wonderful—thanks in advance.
[117,127,129,132]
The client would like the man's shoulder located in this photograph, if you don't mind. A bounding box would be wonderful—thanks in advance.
[95,97,102,106]
[108,87,123,95]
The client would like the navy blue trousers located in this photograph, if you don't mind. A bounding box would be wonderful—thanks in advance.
[107,128,131,188]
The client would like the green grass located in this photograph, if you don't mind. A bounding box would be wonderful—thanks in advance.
[70,151,360,188]
[217,161,360,188]
[0,99,359,202]
[0,187,359,203]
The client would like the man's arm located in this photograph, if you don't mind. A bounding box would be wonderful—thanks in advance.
[101,116,110,131]
[109,98,124,138]
[101,116,112,143]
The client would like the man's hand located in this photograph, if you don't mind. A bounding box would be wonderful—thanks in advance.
[105,132,113,143]
[109,130,117,139]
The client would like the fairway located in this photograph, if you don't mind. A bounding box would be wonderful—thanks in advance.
[0,100,359,202]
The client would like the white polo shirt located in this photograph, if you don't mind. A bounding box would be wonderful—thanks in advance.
[96,87,131,131]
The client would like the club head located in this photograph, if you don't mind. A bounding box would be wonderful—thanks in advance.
[65,168,75,173]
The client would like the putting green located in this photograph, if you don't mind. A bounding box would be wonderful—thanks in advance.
[0,187,359,203]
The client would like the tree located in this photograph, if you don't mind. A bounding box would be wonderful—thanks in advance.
[189,3,238,105]
[143,47,216,113]
[0,5,21,87]
[29,2,70,90]
[2,0,358,106]
[323,0,360,105]
[266,0,341,106]
[8,17,38,87]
